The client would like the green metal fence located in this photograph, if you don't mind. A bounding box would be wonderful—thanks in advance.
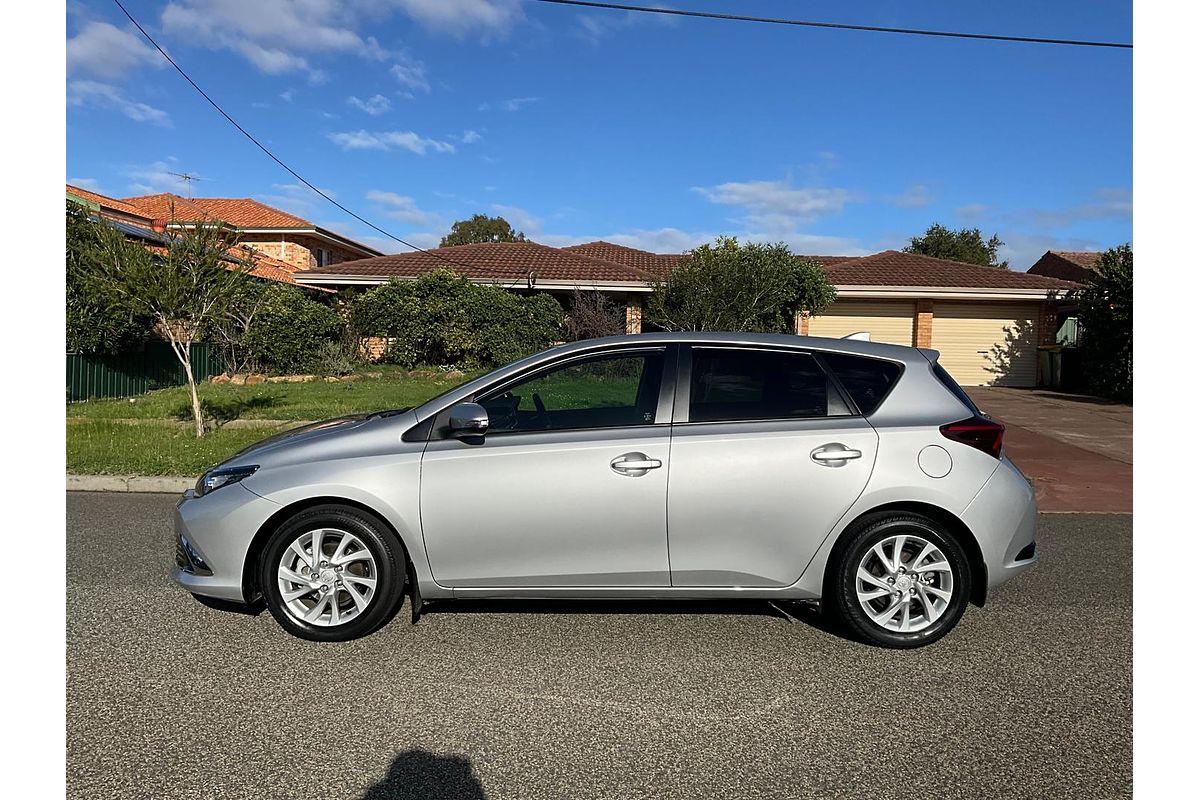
[66,342,225,402]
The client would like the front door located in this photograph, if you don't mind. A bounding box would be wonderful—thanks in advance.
[667,346,879,587]
[420,348,673,588]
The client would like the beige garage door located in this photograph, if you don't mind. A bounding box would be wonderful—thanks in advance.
[931,302,1039,387]
[808,301,915,346]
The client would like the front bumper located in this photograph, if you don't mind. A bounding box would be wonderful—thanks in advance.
[961,455,1039,595]
[171,483,281,603]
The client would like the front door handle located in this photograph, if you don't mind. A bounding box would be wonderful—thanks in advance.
[610,452,663,476]
[810,444,863,466]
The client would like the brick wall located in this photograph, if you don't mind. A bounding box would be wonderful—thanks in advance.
[241,234,367,271]
[625,299,643,334]
[914,300,934,348]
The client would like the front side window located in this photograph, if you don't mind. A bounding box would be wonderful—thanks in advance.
[479,351,664,433]
[689,348,842,422]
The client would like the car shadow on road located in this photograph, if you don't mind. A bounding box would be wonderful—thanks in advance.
[358,749,487,800]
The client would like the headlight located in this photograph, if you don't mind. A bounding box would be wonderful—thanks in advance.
[195,464,259,496]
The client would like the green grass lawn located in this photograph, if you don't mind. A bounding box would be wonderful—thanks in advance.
[67,367,479,476]
[67,365,477,422]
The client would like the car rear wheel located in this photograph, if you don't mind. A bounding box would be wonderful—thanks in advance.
[259,504,406,642]
[828,513,971,648]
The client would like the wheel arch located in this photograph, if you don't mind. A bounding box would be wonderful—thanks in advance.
[241,495,415,603]
[823,501,989,607]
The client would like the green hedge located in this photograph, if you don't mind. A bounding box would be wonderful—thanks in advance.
[241,284,345,374]
[351,270,563,368]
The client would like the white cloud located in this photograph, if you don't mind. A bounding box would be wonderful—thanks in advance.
[279,88,296,103]
[161,0,389,80]
[955,203,993,222]
[347,94,392,115]
[888,183,934,209]
[367,190,441,225]
[67,80,171,126]
[490,204,541,233]
[66,21,161,80]
[68,177,102,192]
[377,0,524,39]
[537,227,868,256]
[125,159,191,195]
[1024,187,1132,229]
[390,53,430,92]
[573,6,677,44]
[479,96,541,112]
[694,180,854,224]
[256,183,338,217]
[459,129,483,144]
[328,130,456,154]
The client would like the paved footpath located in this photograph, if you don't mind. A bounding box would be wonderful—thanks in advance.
[67,493,1130,800]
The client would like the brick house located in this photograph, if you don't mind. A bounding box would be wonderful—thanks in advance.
[66,184,348,290]
[116,193,384,270]
[297,241,1077,388]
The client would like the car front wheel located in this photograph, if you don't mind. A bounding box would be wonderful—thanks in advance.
[829,513,971,648]
[259,504,406,642]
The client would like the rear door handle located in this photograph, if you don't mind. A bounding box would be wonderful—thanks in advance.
[610,452,662,476]
[810,444,863,466]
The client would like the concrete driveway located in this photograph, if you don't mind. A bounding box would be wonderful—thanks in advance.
[966,388,1132,513]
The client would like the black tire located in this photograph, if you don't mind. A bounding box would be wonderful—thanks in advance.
[259,504,407,642]
[827,513,971,649]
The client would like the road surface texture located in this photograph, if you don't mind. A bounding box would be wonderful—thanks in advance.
[67,493,1131,800]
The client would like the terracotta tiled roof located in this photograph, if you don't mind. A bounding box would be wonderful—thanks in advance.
[67,184,155,221]
[188,198,312,228]
[302,241,657,284]
[1027,250,1102,283]
[120,194,313,228]
[561,241,683,279]
[121,193,216,223]
[800,255,861,268]
[825,250,1079,290]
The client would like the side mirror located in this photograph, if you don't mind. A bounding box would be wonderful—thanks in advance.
[448,402,489,436]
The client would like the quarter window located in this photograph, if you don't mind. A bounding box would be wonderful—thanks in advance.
[688,348,843,422]
[478,351,664,433]
[822,353,903,415]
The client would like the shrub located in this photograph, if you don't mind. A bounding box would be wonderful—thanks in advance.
[351,269,563,368]
[646,237,837,333]
[240,284,345,374]
[1077,244,1132,402]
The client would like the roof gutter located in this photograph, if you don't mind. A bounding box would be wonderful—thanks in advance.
[834,285,1073,300]
[295,275,654,292]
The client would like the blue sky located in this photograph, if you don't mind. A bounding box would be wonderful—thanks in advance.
[65,1,1132,269]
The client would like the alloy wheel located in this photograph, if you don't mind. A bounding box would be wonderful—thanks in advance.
[855,533,955,633]
[276,528,379,627]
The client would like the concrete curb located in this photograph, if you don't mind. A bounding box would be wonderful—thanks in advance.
[67,474,194,493]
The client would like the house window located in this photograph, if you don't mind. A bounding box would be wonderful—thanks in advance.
[315,248,328,268]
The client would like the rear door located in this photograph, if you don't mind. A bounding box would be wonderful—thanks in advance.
[666,346,879,587]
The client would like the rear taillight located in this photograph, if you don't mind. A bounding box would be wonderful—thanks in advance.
[939,415,1005,459]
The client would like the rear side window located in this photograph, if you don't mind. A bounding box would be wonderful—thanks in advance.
[821,353,902,415]
[689,348,845,422]
[932,362,981,414]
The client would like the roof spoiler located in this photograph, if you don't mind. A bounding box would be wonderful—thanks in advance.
[841,331,871,341]
[918,348,941,362]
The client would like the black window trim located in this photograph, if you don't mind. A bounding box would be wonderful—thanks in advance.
[426,344,678,441]
[674,344,859,426]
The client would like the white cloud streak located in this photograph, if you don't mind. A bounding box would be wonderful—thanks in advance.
[67,80,171,126]
[66,21,162,80]
[347,94,392,116]
[329,130,456,154]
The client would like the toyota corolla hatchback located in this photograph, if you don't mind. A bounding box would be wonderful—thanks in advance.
[173,332,1037,648]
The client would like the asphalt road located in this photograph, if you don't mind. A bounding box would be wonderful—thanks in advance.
[67,494,1131,800]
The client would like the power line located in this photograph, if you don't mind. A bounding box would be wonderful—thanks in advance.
[532,0,1133,49]
[110,0,477,271]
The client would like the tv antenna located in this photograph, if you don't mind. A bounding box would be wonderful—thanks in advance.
[167,171,208,198]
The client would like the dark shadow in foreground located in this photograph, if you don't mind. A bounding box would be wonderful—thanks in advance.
[359,749,487,800]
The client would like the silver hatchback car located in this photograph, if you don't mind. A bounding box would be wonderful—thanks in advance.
[173,332,1037,648]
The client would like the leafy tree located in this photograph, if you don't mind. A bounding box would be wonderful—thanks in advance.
[88,215,250,436]
[645,237,837,333]
[905,223,1009,269]
[439,214,528,247]
[66,202,153,354]
[239,284,344,374]
[351,269,562,367]
[1077,244,1132,402]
